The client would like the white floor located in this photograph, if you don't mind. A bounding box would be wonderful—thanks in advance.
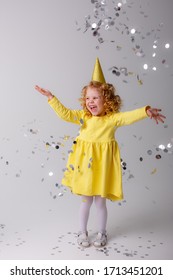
[0,181,172,260]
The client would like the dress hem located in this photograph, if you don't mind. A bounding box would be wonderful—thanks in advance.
[62,184,123,201]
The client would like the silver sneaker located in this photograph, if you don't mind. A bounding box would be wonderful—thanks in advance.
[77,231,90,247]
[93,232,107,247]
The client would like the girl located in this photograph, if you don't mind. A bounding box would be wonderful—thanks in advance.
[35,58,165,248]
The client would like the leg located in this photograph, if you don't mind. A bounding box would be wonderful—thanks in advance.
[79,195,93,232]
[77,196,93,247]
[94,196,108,247]
[95,196,107,234]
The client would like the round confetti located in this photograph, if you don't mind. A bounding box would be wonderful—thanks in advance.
[130,28,136,34]
[80,119,84,125]
[158,144,165,150]
[165,43,170,49]
[143,64,148,70]
[155,154,161,159]
[167,143,172,148]
[147,150,152,155]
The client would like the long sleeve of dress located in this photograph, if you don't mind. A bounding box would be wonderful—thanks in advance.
[48,96,84,125]
[113,106,149,127]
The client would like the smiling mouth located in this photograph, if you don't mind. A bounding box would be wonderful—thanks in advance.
[89,106,97,110]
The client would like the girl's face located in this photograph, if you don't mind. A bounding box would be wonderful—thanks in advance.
[85,87,105,116]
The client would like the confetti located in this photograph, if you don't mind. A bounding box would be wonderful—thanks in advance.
[167,143,172,148]
[143,64,148,70]
[0,224,5,229]
[130,28,136,34]
[128,174,134,180]
[155,154,161,159]
[62,168,68,172]
[69,164,74,171]
[63,135,70,141]
[165,43,170,49]
[80,119,84,125]
[75,0,170,86]
[58,193,63,197]
[158,144,165,150]
[151,168,157,175]
[152,66,157,71]
[121,159,127,170]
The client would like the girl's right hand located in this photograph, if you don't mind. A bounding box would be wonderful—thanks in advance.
[35,85,54,100]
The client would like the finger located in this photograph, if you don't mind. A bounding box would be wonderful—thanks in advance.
[156,116,165,123]
[40,88,46,93]
[154,118,158,124]
[158,114,166,119]
[35,85,42,92]
[151,108,162,112]
[39,87,47,94]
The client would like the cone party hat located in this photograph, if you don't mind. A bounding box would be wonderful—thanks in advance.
[91,57,106,84]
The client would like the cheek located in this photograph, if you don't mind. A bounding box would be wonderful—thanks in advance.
[98,100,104,108]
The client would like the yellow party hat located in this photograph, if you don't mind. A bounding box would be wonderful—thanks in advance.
[91,57,106,84]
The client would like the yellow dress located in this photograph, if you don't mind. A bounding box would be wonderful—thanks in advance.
[48,96,149,201]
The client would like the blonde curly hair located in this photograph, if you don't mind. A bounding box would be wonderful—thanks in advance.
[80,81,122,116]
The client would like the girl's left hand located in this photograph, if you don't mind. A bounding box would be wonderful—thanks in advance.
[146,107,166,124]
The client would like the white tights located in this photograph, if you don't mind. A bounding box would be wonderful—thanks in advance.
[79,195,107,234]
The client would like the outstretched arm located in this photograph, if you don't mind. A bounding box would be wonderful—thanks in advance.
[35,85,84,124]
[146,107,166,124]
[114,106,166,127]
